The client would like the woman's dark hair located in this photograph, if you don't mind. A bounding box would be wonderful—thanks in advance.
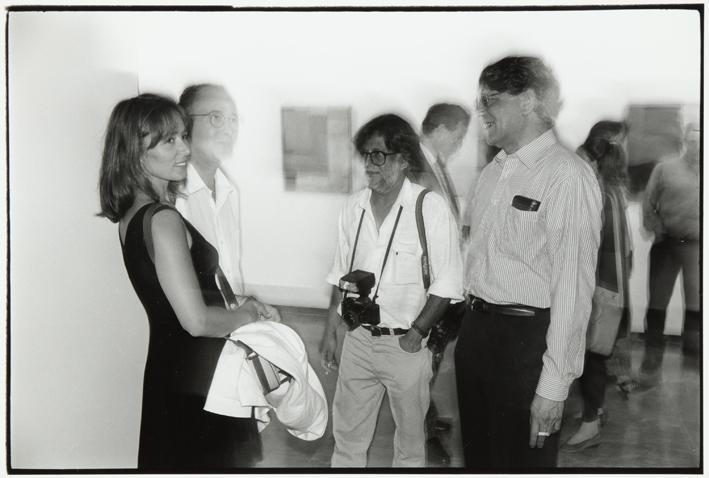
[98,93,188,223]
[353,114,426,175]
[479,56,561,127]
[580,120,629,187]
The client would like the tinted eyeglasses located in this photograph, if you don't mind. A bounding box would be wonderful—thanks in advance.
[189,111,238,129]
[361,150,398,166]
[475,92,501,110]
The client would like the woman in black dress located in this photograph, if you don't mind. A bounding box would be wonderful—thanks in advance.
[98,94,276,470]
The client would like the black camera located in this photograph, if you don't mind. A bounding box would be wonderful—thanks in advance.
[339,270,380,330]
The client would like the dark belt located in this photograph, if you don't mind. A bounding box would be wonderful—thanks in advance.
[666,236,697,244]
[361,324,409,336]
[467,295,547,318]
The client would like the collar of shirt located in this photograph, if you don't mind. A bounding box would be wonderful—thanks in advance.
[493,128,557,169]
[184,163,237,209]
[356,177,415,216]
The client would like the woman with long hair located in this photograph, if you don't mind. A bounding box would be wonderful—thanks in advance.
[564,120,634,451]
[99,93,274,469]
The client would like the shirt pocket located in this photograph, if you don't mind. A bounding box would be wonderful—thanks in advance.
[500,207,541,259]
[392,240,421,285]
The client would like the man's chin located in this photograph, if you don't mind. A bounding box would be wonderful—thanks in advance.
[482,134,497,147]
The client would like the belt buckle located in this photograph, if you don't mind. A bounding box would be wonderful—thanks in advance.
[370,326,382,337]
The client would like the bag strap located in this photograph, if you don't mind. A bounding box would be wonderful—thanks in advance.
[142,202,238,310]
[142,203,171,263]
[415,189,432,290]
[607,189,625,298]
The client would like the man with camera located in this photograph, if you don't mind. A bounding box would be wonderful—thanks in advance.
[319,114,463,467]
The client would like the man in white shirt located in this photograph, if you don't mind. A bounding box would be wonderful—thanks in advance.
[177,84,279,317]
[319,114,463,467]
[456,56,602,469]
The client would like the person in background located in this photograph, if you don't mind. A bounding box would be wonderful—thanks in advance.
[417,103,471,464]
[640,121,701,381]
[319,114,463,467]
[455,56,603,469]
[98,94,277,470]
[418,103,471,220]
[177,83,279,316]
[563,120,634,451]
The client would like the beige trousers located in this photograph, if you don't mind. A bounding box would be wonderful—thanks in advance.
[331,326,433,467]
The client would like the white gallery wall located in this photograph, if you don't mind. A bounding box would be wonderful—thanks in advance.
[8,8,701,468]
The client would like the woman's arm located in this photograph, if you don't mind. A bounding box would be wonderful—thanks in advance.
[151,208,259,338]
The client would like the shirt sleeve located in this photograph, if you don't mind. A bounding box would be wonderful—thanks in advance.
[642,163,663,234]
[325,205,351,288]
[423,193,464,302]
[536,171,602,401]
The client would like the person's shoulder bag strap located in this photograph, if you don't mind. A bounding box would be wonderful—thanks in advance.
[142,203,171,263]
[143,202,238,310]
[415,188,432,290]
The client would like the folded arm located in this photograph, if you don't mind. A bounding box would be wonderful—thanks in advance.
[151,208,261,338]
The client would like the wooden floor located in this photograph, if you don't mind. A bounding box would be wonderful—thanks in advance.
[253,306,701,470]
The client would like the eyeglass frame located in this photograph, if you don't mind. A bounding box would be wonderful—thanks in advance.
[188,111,238,129]
[360,150,399,166]
[475,92,502,110]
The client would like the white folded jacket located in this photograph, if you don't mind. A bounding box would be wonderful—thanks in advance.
[204,321,328,441]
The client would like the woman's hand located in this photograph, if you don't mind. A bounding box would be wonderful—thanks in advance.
[247,299,282,323]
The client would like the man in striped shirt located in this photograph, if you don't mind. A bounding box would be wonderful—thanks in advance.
[454,56,603,469]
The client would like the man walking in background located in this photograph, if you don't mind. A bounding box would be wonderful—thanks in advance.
[640,121,701,381]
[418,103,471,465]
[418,103,471,220]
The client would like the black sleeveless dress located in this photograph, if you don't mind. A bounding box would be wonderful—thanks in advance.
[121,203,262,470]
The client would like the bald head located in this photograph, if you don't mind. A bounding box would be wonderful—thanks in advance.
[179,83,238,165]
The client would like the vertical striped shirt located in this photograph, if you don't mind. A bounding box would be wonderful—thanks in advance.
[464,129,602,401]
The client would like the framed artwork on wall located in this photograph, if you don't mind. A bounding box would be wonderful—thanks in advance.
[281,107,353,193]
[624,104,683,195]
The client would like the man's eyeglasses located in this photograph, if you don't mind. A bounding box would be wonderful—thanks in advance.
[475,92,501,110]
[189,111,238,129]
[361,150,398,166]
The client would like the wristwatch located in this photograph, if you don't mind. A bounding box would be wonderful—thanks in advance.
[410,322,429,338]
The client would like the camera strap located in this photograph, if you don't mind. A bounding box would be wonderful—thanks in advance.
[345,203,403,302]
[347,209,366,274]
[343,209,367,302]
[372,205,404,302]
